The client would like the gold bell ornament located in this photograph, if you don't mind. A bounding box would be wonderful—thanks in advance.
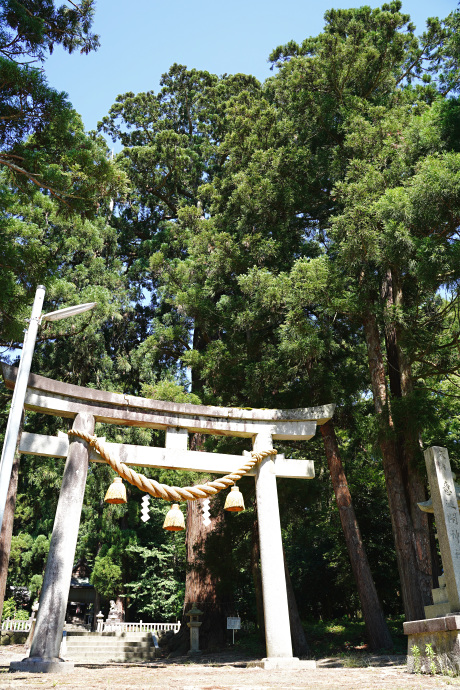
[104,476,127,504]
[224,485,245,512]
[163,503,185,531]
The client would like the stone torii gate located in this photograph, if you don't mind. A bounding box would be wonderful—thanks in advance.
[1,362,334,672]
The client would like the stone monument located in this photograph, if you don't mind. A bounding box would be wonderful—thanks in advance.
[404,446,460,674]
[105,600,123,629]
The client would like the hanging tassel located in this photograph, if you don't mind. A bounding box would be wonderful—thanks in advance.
[104,476,127,504]
[224,485,245,512]
[163,503,185,531]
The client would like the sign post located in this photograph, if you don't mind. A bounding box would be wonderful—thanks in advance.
[227,616,241,645]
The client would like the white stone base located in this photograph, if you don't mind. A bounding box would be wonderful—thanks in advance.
[10,657,75,674]
[250,657,315,670]
[298,660,316,669]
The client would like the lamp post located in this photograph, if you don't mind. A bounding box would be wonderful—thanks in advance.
[0,285,97,532]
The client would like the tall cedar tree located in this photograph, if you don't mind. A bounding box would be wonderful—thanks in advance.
[99,67,310,650]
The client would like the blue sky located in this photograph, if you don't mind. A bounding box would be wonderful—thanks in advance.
[45,0,456,133]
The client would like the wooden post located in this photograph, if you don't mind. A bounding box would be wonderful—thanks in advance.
[11,413,95,673]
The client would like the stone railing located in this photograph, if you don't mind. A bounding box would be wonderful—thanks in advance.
[1,619,32,632]
[96,620,180,634]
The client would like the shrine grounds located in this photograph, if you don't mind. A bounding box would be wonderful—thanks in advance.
[2,646,460,689]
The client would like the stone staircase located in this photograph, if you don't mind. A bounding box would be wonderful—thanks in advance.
[63,631,160,663]
[425,573,451,618]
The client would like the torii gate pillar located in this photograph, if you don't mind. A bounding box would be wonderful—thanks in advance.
[254,431,295,665]
[11,413,94,674]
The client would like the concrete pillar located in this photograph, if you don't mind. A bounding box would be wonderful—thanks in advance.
[11,413,94,673]
[254,430,295,664]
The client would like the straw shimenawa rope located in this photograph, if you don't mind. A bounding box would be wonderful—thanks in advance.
[67,429,276,502]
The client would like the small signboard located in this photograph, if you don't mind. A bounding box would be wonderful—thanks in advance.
[227,617,241,630]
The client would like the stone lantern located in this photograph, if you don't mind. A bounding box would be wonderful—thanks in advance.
[186,604,203,655]
[95,611,104,632]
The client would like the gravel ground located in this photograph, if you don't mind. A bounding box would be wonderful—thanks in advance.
[0,645,459,689]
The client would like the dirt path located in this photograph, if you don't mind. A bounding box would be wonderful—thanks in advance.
[0,646,459,689]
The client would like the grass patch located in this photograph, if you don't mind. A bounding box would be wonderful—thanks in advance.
[303,615,406,658]
[233,630,266,657]
[230,616,406,660]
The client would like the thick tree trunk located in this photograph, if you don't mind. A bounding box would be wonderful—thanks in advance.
[320,419,393,650]
[382,270,432,603]
[182,496,227,649]
[168,432,228,654]
[169,496,227,654]
[0,412,23,620]
[283,548,310,657]
[386,351,432,604]
[363,311,426,621]
[191,327,208,392]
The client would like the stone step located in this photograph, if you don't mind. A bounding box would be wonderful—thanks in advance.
[432,586,449,604]
[66,640,154,650]
[66,631,154,639]
[63,645,160,663]
[66,635,154,645]
[66,645,153,653]
[67,654,156,663]
[439,573,446,587]
[65,649,155,660]
[66,634,153,643]
[424,602,452,618]
[63,631,159,662]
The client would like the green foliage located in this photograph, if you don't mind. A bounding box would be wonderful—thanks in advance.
[426,642,437,675]
[141,379,201,405]
[412,644,422,674]
[0,0,123,212]
[1,598,15,620]
[124,543,184,620]
[233,629,266,658]
[1,597,29,621]
[14,607,29,620]
[8,532,49,593]
[90,555,122,599]
[0,0,99,63]
[0,0,128,344]
[0,177,127,344]
[304,615,403,658]
[123,501,185,620]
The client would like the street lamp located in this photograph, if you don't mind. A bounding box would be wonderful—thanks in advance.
[0,285,97,531]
